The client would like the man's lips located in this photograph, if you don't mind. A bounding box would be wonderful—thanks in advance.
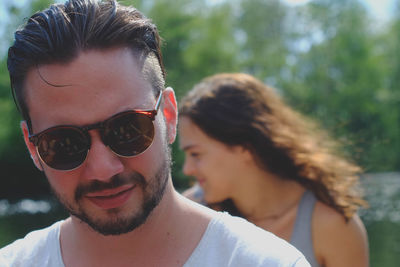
[85,184,136,210]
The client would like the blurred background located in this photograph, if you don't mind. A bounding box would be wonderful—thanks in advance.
[0,0,399,266]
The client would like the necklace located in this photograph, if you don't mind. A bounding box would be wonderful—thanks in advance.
[246,199,300,224]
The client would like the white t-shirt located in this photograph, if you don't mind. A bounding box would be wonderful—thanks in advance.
[0,212,310,267]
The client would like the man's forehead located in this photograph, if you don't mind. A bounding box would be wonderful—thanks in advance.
[25,47,156,130]
[25,48,150,95]
[31,48,136,81]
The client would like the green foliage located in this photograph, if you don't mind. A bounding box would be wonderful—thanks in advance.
[0,0,398,195]
[0,0,56,199]
[280,0,399,172]
[237,0,291,83]
[143,0,240,99]
[366,220,400,267]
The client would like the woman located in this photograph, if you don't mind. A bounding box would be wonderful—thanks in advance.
[178,73,369,267]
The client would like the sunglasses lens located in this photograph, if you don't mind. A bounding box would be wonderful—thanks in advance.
[104,112,155,157]
[37,127,89,170]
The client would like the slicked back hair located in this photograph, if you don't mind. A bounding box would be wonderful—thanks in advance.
[8,0,165,131]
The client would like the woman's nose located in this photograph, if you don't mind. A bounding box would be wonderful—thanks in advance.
[182,157,196,177]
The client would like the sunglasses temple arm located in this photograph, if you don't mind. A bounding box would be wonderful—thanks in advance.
[154,90,163,113]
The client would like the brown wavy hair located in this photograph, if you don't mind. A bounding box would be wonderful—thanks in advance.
[179,73,366,220]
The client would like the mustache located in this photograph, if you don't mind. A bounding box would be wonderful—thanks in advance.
[75,172,146,201]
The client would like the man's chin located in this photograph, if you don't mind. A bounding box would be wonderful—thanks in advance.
[72,185,164,235]
[81,215,147,236]
[68,205,146,235]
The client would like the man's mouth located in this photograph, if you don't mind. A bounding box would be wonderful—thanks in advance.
[85,184,136,210]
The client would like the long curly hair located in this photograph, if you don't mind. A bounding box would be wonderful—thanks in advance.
[179,73,366,220]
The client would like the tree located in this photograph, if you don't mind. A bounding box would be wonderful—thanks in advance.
[377,0,400,170]
[282,0,395,171]
[236,0,291,86]
[0,0,55,199]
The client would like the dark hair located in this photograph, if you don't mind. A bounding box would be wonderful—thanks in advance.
[7,0,165,131]
[179,73,366,220]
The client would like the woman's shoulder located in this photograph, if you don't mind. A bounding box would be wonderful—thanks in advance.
[313,201,366,233]
[182,184,206,204]
[312,201,369,266]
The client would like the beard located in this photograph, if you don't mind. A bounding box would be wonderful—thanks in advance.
[50,147,171,236]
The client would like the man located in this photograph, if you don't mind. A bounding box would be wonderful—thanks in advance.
[0,1,310,266]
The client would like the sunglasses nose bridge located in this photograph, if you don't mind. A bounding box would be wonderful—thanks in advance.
[83,131,125,179]
[85,121,104,132]
[84,121,107,144]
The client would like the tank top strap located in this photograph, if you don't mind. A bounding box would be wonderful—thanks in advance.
[290,190,320,267]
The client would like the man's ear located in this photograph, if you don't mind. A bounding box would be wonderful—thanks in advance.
[162,87,178,144]
[20,121,43,171]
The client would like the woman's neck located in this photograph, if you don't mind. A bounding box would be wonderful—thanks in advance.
[230,168,306,224]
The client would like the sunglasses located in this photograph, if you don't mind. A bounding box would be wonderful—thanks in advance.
[28,91,163,171]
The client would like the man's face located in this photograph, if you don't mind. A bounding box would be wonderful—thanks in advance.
[22,47,174,235]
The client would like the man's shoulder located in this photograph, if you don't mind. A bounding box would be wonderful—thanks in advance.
[187,212,310,266]
[214,212,307,255]
[0,220,64,266]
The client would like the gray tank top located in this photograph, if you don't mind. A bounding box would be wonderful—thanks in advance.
[290,190,320,267]
[188,186,320,266]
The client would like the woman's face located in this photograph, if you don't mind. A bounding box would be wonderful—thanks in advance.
[178,116,251,204]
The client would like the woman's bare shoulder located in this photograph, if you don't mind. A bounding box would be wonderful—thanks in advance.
[313,201,369,267]
[181,184,205,204]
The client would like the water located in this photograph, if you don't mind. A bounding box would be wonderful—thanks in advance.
[359,172,400,267]
[0,173,399,266]
[360,172,400,223]
[0,199,52,216]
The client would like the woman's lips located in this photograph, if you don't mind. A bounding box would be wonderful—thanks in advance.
[85,185,136,210]
[196,178,205,186]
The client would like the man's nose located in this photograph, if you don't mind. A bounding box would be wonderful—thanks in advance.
[81,130,124,181]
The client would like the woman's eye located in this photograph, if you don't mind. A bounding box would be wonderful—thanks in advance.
[188,152,200,158]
